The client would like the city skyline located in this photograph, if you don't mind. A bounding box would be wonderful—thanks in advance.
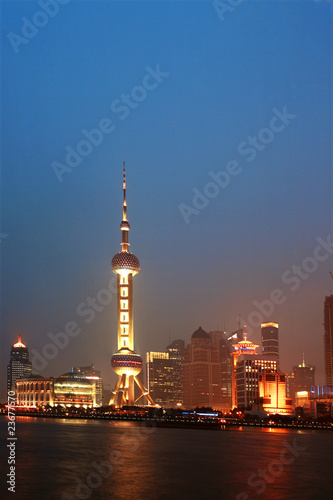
[1,1,332,403]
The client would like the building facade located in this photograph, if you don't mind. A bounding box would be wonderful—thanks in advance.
[261,322,279,363]
[183,327,223,410]
[258,373,293,415]
[16,373,100,408]
[293,357,315,394]
[235,354,278,409]
[295,386,333,419]
[146,352,176,406]
[7,334,32,393]
[324,295,333,386]
[167,339,185,404]
[231,332,259,409]
[72,365,103,406]
[210,331,237,411]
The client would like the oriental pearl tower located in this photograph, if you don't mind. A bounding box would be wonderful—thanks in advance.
[108,163,154,407]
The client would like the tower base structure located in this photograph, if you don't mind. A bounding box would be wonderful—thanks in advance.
[108,348,155,407]
[108,373,155,407]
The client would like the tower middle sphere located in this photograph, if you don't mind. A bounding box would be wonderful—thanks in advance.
[111,349,143,377]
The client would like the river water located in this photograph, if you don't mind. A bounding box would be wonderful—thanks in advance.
[0,417,332,500]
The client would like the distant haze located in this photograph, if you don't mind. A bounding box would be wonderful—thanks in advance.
[1,1,331,401]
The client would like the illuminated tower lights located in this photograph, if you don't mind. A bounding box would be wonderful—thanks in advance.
[109,163,154,407]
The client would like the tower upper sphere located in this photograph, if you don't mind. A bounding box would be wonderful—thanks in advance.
[111,251,140,273]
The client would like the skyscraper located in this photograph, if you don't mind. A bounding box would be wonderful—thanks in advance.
[293,356,315,394]
[210,331,236,412]
[324,295,333,386]
[109,163,154,407]
[183,327,223,410]
[146,340,184,406]
[235,355,278,409]
[7,334,32,393]
[261,322,279,362]
[146,352,175,406]
[166,339,185,404]
[231,331,259,409]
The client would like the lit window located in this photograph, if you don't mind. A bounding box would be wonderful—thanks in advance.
[121,300,128,310]
[121,312,129,322]
[121,287,128,297]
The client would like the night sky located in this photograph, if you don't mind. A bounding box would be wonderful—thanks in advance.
[1,0,332,401]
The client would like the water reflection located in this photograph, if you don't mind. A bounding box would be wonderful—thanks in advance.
[0,419,332,500]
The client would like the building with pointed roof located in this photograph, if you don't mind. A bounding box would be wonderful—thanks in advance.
[293,355,315,394]
[7,334,32,394]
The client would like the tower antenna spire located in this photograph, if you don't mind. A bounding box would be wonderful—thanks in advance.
[120,161,130,252]
[122,161,127,221]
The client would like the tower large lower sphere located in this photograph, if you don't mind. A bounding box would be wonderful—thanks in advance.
[108,163,154,407]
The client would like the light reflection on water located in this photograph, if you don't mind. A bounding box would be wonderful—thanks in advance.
[0,417,332,500]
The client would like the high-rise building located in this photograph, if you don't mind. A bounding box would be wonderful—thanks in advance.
[235,354,278,409]
[146,352,175,406]
[166,339,185,404]
[231,331,259,409]
[293,356,315,394]
[146,340,185,407]
[183,327,223,410]
[109,163,153,407]
[72,365,103,406]
[210,331,237,411]
[261,322,279,362]
[7,334,32,393]
[324,295,333,386]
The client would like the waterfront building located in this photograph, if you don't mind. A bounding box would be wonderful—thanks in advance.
[72,365,103,406]
[261,322,279,363]
[7,334,32,393]
[295,386,333,419]
[324,295,333,386]
[293,356,315,393]
[183,327,223,410]
[16,372,100,408]
[109,163,153,407]
[258,372,293,415]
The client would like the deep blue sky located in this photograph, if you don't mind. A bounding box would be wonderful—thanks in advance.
[1,0,332,401]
